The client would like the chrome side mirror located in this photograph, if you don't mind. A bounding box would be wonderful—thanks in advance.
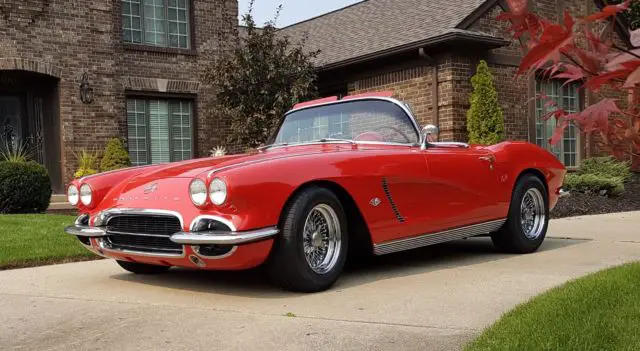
[421,124,439,149]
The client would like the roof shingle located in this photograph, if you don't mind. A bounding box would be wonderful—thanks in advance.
[279,0,489,68]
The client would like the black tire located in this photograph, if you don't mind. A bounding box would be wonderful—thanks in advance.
[491,174,549,254]
[116,260,171,274]
[267,186,349,292]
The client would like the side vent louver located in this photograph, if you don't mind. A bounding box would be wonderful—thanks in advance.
[382,178,406,223]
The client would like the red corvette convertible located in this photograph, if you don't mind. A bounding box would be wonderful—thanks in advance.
[65,92,567,292]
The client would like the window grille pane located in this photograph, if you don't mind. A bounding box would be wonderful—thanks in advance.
[122,0,143,44]
[170,101,192,161]
[168,0,189,48]
[149,100,170,164]
[144,0,167,47]
[126,99,148,166]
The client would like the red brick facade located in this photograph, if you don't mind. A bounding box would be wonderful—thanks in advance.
[0,0,237,191]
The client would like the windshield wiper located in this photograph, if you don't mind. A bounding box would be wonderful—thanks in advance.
[315,138,356,145]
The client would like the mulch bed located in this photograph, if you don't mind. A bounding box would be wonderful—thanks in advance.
[551,173,640,219]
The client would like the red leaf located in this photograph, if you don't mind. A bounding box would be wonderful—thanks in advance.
[517,13,575,75]
[585,27,611,55]
[564,98,621,133]
[504,0,528,15]
[624,66,640,88]
[583,0,631,22]
[552,64,586,85]
[497,12,545,40]
[549,120,568,145]
[585,69,630,91]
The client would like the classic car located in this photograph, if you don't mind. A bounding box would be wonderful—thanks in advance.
[65,92,567,292]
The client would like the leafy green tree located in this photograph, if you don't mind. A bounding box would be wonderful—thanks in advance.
[204,1,319,148]
[100,138,131,172]
[466,60,505,145]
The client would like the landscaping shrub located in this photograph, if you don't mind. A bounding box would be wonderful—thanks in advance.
[563,173,625,196]
[74,150,99,178]
[100,138,131,172]
[577,156,631,182]
[466,60,504,145]
[0,161,52,213]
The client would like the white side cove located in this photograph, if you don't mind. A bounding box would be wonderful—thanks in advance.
[373,219,507,255]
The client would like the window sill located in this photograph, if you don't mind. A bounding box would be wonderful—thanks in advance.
[123,43,196,56]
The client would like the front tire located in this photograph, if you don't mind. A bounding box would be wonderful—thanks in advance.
[268,187,348,292]
[491,174,549,253]
[116,260,170,274]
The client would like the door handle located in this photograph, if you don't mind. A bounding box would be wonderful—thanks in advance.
[478,155,496,170]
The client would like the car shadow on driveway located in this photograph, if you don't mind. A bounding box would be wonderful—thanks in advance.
[110,237,587,298]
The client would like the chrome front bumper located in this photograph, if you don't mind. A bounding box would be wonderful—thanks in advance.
[64,225,279,245]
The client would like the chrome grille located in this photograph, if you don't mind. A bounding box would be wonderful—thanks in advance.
[105,215,183,254]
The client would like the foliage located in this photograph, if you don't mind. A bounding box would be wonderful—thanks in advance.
[607,0,640,29]
[577,156,632,181]
[210,146,227,157]
[0,214,96,269]
[204,0,319,148]
[100,138,131,172]
[466,60,505,145]
[466,262,640,350]
[564,173,625,196]
[499,0,640,168]
[74,150,99,178]
[0,138,32,163]
[0,161,52,213]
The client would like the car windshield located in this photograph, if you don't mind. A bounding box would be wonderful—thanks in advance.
[269,100,420,146]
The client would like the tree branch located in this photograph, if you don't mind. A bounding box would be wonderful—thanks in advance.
[612,44,640,60]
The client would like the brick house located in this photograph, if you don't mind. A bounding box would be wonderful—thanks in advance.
[0,0,237,192]
[280,0,632,170]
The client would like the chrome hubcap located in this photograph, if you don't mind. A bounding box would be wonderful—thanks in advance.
[302,204,341,274]
[520,188,546,240]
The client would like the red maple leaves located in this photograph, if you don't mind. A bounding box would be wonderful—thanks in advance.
[499,0,640,167]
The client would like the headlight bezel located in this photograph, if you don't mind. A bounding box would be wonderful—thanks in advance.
[189,178,208,207]
[79,184,93,206]
[67,185,79,206]
[208,177,228,206]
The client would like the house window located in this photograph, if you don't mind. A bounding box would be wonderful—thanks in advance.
[122,0,190,49]
[535,80,580,168]
[126,98,193,166]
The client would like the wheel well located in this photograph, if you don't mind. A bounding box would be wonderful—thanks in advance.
[517,168,548,193]
[280,180,373,256]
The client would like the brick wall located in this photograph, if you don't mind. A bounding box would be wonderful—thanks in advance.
[0,0,237,188]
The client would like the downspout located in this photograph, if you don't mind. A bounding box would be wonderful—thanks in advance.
[419,47,439,141]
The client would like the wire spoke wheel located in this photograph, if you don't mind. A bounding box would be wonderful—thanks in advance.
[302,204,341,274]
[520,188,546,240]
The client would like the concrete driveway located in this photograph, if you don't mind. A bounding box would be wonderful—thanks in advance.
[1,212,639,351]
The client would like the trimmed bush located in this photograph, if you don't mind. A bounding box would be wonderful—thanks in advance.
[0,161,52,213]
[577,156,631,182]
[74,150,99,178]
[563,173,625,196]
[466,60,505,145]
[100,138,131,172]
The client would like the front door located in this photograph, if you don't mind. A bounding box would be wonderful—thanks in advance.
[422,146,501,232]
[0,95,23,147]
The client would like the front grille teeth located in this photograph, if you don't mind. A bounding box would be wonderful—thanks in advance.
[105,215,183,254]
[382,178,406,223]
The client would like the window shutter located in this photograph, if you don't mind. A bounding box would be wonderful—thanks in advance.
[149,100,170,164]
[170,101,192,161]
[126,99,149,166]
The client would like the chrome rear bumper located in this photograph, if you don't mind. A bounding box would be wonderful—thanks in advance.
[64,225,279,245]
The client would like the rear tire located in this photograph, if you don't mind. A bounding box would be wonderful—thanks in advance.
[267,187,348,292]
[116,260,170,274]
[491,174,549,253]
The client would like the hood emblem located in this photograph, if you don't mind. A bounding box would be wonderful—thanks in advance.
[143,183,158,194]
[370,197,382,207]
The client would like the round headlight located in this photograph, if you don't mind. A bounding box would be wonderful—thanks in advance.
[190,179,208,206]
[80,184,93,206]
[209,178,227,205]
[67,185,79,206]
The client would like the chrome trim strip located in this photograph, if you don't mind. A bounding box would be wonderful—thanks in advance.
[192,245,238,260]
[189,215,237,231]
[373,219,507,255]
[428,142,470,149]
[65,225,108,237]
[171,227,279,245]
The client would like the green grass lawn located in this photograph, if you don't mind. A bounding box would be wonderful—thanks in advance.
[0,214,98,270]
[466,262,640,351]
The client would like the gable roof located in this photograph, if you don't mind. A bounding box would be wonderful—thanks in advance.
[278,0,494,69]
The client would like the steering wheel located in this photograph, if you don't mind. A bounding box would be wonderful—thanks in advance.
[367,126,412,143]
